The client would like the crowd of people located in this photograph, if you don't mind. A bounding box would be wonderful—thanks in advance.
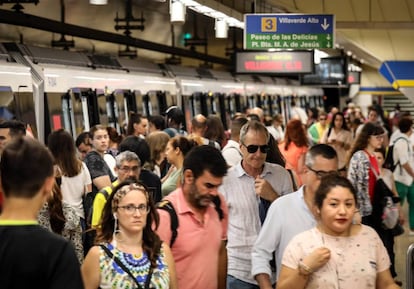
[0,100,409,289]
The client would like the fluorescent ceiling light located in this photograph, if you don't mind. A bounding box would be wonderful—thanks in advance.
[89,0,108,4]
[179,0,244,29]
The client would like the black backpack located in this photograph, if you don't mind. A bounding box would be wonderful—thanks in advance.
[384,137,408,172]
[157,196,224,247]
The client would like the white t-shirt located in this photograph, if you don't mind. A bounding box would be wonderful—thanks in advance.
[61,162,92,219]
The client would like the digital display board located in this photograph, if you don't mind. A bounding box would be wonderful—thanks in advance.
[302,57,347,85]
[236,51,313,74]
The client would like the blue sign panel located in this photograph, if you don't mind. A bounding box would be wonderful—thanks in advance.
[244,14,335,50]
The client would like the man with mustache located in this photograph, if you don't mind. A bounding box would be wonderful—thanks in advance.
[157,145,228,289]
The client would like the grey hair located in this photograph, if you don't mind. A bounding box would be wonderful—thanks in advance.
[304,144,338,168]
[239,120,270,144]
[115,150,141,167]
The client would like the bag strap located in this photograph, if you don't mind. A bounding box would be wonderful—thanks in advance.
[100,245,153,289]
[157,200,179,247]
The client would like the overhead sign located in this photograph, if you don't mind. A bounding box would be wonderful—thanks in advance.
[244,14,335,50]
[236,51,313,74]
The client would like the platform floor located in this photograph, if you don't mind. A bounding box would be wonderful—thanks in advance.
[394,202,412,289]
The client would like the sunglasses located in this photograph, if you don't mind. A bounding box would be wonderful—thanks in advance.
[242,143,270,154]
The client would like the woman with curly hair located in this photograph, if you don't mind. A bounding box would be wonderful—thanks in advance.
[81,180,177,289]
[278,119,309,186]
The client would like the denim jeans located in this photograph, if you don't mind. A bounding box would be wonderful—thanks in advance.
[227,275,259,289]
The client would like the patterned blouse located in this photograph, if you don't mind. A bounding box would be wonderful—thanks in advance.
[347,150,373,217]
[99,242,170,289]
[282,226,390,289]
[38,202,84,263]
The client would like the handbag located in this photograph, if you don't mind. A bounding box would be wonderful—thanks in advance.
[392,223,405,237]
[369,163,400,230]
[100,245,153,289]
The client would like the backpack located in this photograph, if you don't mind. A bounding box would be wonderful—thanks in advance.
[86,179,119,227]
[157,196,224,247]
[384,137,408,172]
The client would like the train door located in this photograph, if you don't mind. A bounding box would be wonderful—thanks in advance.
[232,93,243,113]
[199,93,209,116]
[133,90,144,115]
[156,91,169,114]
[1,86,37,137]
[216,93,228,130]
[188,92,202,118]
[106,93,119,132]
[95,89,108,126]
[208,93,218,116]
[112,89,133,134]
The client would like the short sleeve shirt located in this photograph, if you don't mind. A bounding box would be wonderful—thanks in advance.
[282,226,390,289]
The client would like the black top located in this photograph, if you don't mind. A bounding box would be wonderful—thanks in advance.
[0,224,84,289]
[140,169,162,203]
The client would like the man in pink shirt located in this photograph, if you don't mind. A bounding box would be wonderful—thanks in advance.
[157,145,228,289]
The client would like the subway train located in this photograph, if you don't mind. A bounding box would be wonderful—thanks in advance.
[0,42,324,142]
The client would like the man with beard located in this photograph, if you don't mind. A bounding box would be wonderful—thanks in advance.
[157,145,228,289]
[91,150,141,228]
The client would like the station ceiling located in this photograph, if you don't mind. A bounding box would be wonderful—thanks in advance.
[0,0,412,74]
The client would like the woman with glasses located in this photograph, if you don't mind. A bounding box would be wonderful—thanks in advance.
[278,119,309,186]
[277,174,400,289]
[347,122,385,224]
[320,112,353,175]
[82,180,178,289]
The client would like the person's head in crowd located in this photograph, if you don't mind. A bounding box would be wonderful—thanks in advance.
[230,117,248,142]
[283,119,308,150]
[204,115,226,148]
[96,180,161,258]
[1,136,54,202]
[127,112,148,137]
[239,120,270,171]
[272,114,284,127]
[115,151,141,183]
[398,117,413,134]
[314,174,357,234]
[148,115,166,134]
[48,129,82,177]
[181,145,227,209]
[0,120,26,154]
[165,136,198,168]
[249,107,264,123]
[146,131,170,167]
[119,135,150,167]
[374,146,387,169]
[75,131,93,160]
[367,106,379,123]
[318,111,328,126]
[90,125,110,155]
[329,112,348,131]
[348,122,384,162]
[165,106,184,130]
[303,144,338,196]
[191,114,207,136]
[106,127,123,149]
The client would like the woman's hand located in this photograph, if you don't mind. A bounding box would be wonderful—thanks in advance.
[302,247,331,272]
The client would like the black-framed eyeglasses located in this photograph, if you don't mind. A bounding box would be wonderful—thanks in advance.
[242,143,270,154]
[117,204,149,215]
[118,166,140,173]
[307,166,338,179]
